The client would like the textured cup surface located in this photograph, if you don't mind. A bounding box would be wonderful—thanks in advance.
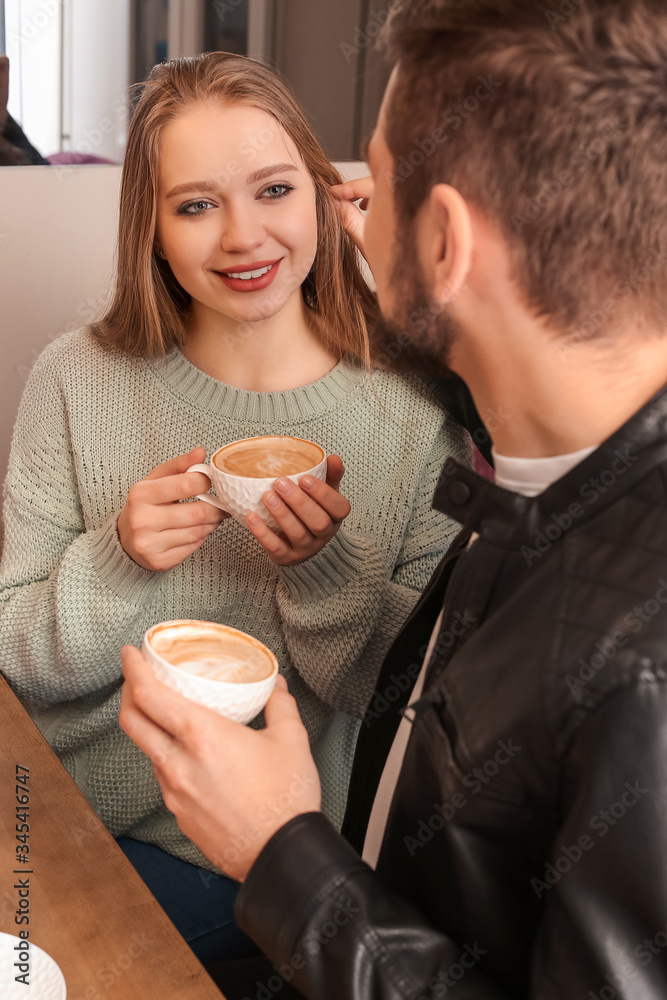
[143,620,279,724]
[211,435,327,528]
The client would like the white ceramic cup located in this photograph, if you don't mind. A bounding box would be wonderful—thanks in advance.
[142,620,279,724]
[186,435,328,529]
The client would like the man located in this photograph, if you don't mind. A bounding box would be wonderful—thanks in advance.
[120,0,667,995]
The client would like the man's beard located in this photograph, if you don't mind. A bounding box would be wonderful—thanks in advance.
[370,231,461,378]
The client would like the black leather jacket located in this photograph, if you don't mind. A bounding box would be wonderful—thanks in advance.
[236,386,667,999]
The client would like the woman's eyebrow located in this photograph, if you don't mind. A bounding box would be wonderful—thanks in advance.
[165,163,299,198]
[166,180,218,198]
[247,163,299,184]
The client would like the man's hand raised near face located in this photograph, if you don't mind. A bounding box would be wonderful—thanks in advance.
[119,646,321,882]
[331,175,373,262]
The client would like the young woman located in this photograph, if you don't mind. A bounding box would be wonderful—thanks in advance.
[0,53,471,960]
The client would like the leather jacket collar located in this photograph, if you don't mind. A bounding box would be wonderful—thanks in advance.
[433,382,667,549]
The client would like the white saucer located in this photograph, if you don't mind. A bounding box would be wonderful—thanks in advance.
[0,931,67,999]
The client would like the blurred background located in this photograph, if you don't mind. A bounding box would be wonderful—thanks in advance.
[1,0,391,164]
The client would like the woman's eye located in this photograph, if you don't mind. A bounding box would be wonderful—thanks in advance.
[261,184,293,200]
[178,199,214,216]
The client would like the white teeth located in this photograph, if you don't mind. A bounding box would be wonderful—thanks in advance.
[225,264,272,280]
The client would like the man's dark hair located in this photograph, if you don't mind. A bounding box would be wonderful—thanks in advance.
[381,0,667,340]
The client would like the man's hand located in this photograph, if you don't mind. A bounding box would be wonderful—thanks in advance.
[330,176,373,261]
[119,646,321,881]
[247,454,351,566]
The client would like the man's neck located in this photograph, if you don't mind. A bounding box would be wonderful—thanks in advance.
[454,325,667,459]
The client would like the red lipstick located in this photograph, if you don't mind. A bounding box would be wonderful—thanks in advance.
[215,258,282,293]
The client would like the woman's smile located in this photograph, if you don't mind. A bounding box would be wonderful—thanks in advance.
[215,258,282,293]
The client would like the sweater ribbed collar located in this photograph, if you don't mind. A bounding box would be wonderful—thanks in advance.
[146,349,367,423]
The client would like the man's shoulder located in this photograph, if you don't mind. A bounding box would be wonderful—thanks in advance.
[572,472,667,587]
[552,477,667,720]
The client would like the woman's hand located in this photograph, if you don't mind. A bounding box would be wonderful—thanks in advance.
[246,454,351,566]
[117,447,228,571]
[330,175,373,262]
[119,646,321,882]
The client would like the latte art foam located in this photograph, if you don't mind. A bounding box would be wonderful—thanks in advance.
[168,654,261,684]
[149,623,274,684]
[213,436,323,478]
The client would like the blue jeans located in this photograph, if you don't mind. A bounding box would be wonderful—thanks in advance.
[117,837,257,963]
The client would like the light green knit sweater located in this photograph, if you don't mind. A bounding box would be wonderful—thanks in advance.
[0,328,470,871]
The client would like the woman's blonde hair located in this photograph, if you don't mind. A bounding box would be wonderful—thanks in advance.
[92,52,378,363]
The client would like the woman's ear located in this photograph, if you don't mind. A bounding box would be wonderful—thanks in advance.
[428,184,473,304]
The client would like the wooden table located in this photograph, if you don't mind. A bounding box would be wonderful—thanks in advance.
[0,674,225,999]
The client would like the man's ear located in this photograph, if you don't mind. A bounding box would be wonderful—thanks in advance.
[429,184,473,304]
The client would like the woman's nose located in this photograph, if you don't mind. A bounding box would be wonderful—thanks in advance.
[220,206,264,253]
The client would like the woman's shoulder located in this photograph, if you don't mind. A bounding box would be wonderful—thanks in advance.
[28,327,139,390]
[366,367,482,443]
[365,367,456,419]
[356,367,475,468]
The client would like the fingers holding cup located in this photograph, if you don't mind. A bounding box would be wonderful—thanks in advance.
[246,460,350,566]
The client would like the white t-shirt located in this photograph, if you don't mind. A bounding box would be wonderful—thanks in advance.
[362,443,599,868]
[492,444,597,497]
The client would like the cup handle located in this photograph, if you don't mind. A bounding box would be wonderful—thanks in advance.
[186,462,229,511]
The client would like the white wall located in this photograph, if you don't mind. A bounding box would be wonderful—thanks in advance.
[0,164,121,483]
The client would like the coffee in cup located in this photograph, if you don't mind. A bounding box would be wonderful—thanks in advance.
[213,436,324,479]
[186,435,327,529]
[142,620,279,723]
